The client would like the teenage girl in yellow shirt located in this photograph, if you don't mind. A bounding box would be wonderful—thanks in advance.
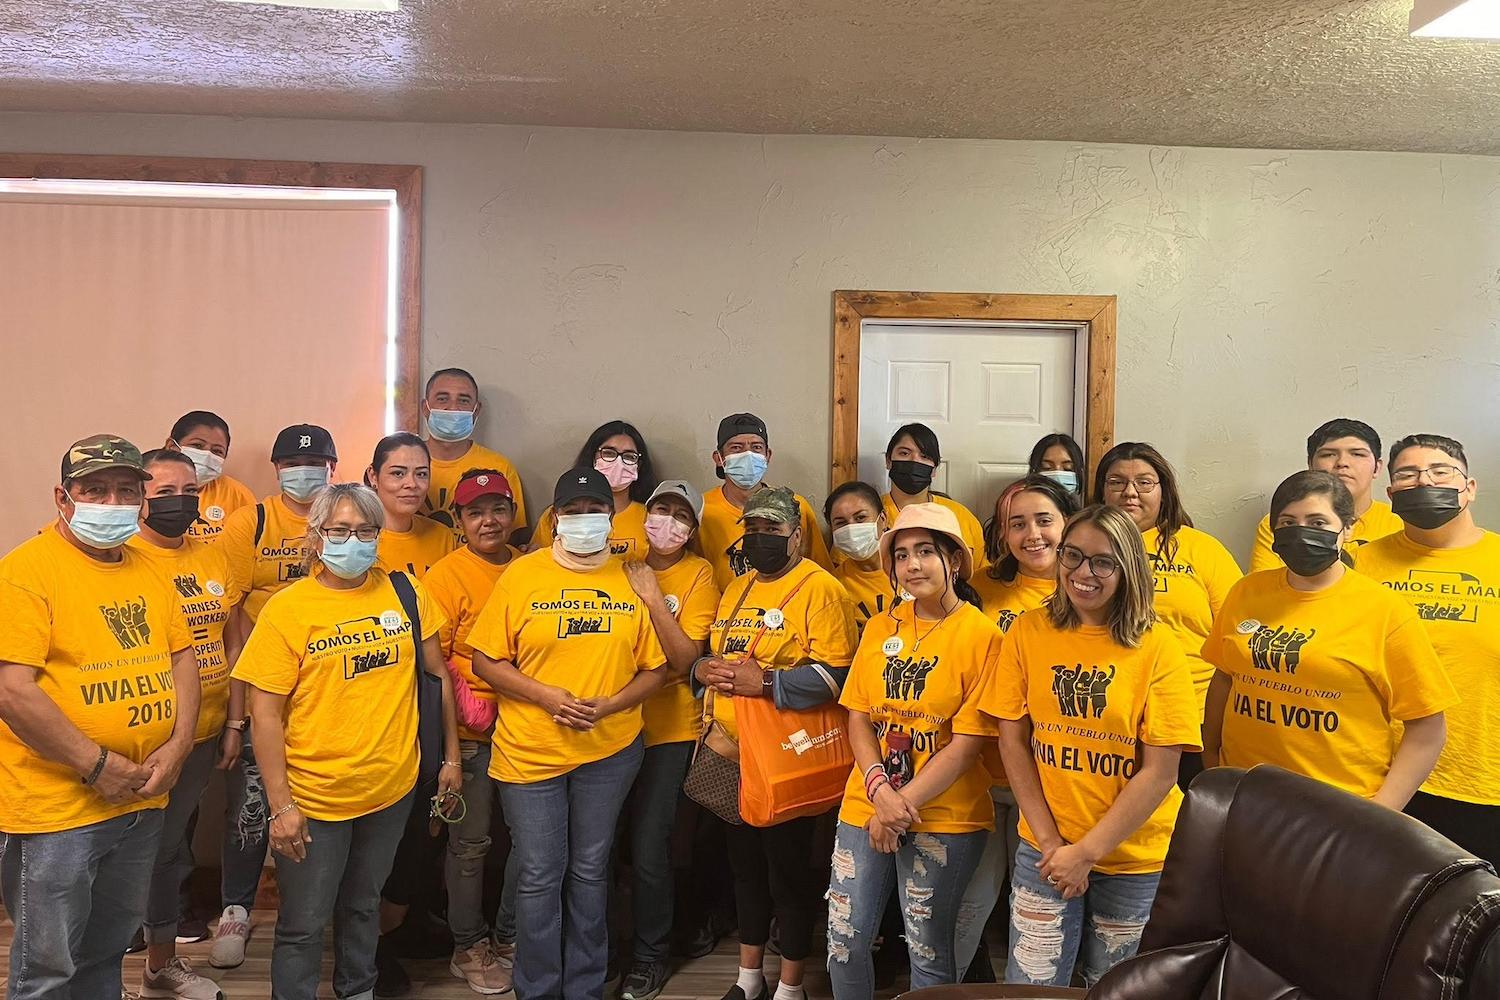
[826,481,896,632]
[528,420,655,560]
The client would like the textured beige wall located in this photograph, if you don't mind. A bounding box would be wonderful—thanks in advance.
[4,113,1498,561]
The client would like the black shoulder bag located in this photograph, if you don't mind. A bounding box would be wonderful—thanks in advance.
[389,570,444,794]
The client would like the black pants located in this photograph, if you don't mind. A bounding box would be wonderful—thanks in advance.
[725,815,820,962]
[1406,791,1500,868]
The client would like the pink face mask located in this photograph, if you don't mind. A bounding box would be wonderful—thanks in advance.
[645,512,692,553]
[595,456,639,491]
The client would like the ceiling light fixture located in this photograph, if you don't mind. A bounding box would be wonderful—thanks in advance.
[1410,0,1500,38]
[217,0,399,11]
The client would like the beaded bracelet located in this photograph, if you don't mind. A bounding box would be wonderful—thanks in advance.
[866,772,890,799]
[81,747,109,786]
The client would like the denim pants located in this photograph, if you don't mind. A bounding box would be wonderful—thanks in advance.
[628,740,693,965]
[826,821,987,998]
[953,785,1021,977]
[497,737,644,1000]
[222,725,270,911]
[2,808,165,1000]
[270,789,414,1000]
[445,738,518,949]
[142,739,219,942]
[1005,841,1161,987]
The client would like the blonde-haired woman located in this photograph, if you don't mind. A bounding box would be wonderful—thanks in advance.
[234,483,461,1000]
[981,504,1200,988]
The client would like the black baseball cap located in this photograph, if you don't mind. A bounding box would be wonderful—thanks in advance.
[717,412,769,452]
[553,467,613,508]
[271,424,338,462]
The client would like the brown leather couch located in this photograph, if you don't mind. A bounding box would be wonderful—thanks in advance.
[901,766,1500,1000]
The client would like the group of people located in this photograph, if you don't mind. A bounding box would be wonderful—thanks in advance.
[0,362,1494,1000]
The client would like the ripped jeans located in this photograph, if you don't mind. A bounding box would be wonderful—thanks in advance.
[222,724,270,911]
[825,821,986,999]
[1005,841,1159,987]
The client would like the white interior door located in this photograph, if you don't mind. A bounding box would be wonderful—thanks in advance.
[858,321,1083,515]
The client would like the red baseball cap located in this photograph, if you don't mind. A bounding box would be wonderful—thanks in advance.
[453,471,514,508]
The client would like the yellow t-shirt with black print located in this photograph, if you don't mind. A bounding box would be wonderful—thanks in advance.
[424,543,523,741]
[641,553,721,747]
[1248,499,1403,573]
[467,548,666,783]
[707,558,857,738]
[698,485,834,593]
[423,443,529,542]
[377,514,456,579]
[1357,530,1500,805]
[217,494,310,622]
[972,570,1054,635]
[1204,567,1455,799]
[981,610,1201,875]
[232,568,444,821]
[833,558,898,635]
[127,537,246,742]
[1141,525,1243,710]
[188,475,256,544]
[529,500,650,561]
[839,601,1000,833]
[881,492,988,574]
[0,529,193,833]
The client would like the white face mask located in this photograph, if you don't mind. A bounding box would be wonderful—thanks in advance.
[833,522,882,561]
[180,447,225,485]
[555,512,612,555]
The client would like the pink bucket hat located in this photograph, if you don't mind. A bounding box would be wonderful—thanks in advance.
[879,502,974,581]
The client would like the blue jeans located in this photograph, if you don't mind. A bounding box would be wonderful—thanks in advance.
[826,821,987,998]
[143,739,219,942]
[2,808,165,1000]
[629,740,693,965]
[954,785,1021,977]
[271,789,413,1000]
[222,725,269,911]
[1005,841,1160,987]
[497,737,644,1000]
[445,738,518,949]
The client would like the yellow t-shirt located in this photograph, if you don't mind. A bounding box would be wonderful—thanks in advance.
[188,475,256,544]
[698,485,834,593]
[231,568,444,821]
[423,443,529,542]
[1356,530,1500,804]
[376,514,456,579]
[529,500,650,561]
[881,492,988,574]
[839,602,1000,833]
[423,543,523,741]
[127,537,246,742]
[0,529,193,834]
[1248,499,1403,573]
[981,610,1201,875]
[833,558,898,635]
[707,558,858,738]
[1203,567,1455,800]
[467,549,666,783]
[972,570,1054,635]
[217,494,310,622]
[1141,525,1243,711]
[641,553,721,747]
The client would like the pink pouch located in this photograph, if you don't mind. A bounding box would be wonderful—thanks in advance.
[447,659,498,733]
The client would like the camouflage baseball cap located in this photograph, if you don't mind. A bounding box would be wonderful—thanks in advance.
[738,486,799,526]
[60,434,151,483]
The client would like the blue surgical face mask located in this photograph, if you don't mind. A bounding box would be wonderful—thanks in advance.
[320,536,379,579]
[426,408,475,443]
[64,498,142,549]
[1040,469,1079,493]
[555,512,613,555]
[278,465,330,502]
[722,451,769,490]
[179,446,224,485]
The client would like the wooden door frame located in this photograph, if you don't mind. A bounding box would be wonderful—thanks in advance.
[831,290,1117,490]
[0,152,424,429]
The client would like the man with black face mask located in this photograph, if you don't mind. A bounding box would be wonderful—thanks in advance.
[1358,434,1500,865]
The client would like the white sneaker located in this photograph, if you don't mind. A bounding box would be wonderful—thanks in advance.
[208,906,250,969]
[141,957,223,1000]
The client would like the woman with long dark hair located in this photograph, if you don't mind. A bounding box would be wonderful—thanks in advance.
[881,423,987,570]
[529,420,656,559]
[1027,432,1087,498]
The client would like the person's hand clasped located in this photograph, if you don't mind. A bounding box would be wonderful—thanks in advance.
[726,657,766,697]
[137,737,191,798]
[694,656,737,694]
[1039,841,1097,899]
[538,684,598,730]
[90,750,152,804]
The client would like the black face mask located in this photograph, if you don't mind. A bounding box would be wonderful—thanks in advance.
[889,460,934,497]
[145,495,201,539]
[1272,525,1343,577]
[742,531,793,575]
[1391,486,1465,530]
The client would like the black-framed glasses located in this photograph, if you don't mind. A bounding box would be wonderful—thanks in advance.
[1391,464,1466,487]
[320,526,380,543]
[597,446,642,466]
[1058,544,1120,579]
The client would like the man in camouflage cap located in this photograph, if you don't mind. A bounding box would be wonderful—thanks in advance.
[0,434,199,999]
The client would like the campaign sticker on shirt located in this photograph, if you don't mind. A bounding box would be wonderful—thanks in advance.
[1236,619,1261,635]
[206,505,226,522]
[882,636,905,657]
[206,580,226,598]
[664,594,681,615]
[763,608,785,629]
[379,610,404,632]
[898,589,915,602]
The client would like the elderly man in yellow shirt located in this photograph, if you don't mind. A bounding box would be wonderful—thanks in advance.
[0,435,200,1000]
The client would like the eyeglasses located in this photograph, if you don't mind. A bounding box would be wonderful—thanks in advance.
[1058,544,1120,579]
[320,526,380,543]
[1103,476,1159,495]
[597,446,642,466]
[1391,464,1467,487]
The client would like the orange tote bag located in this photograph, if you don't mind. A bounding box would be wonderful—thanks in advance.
[736,693,854,827]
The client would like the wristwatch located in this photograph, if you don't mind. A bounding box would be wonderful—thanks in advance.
[761,672,774,697]
[224,718,249,732]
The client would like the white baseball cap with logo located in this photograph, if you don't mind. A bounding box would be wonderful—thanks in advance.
[647,479,704,523]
